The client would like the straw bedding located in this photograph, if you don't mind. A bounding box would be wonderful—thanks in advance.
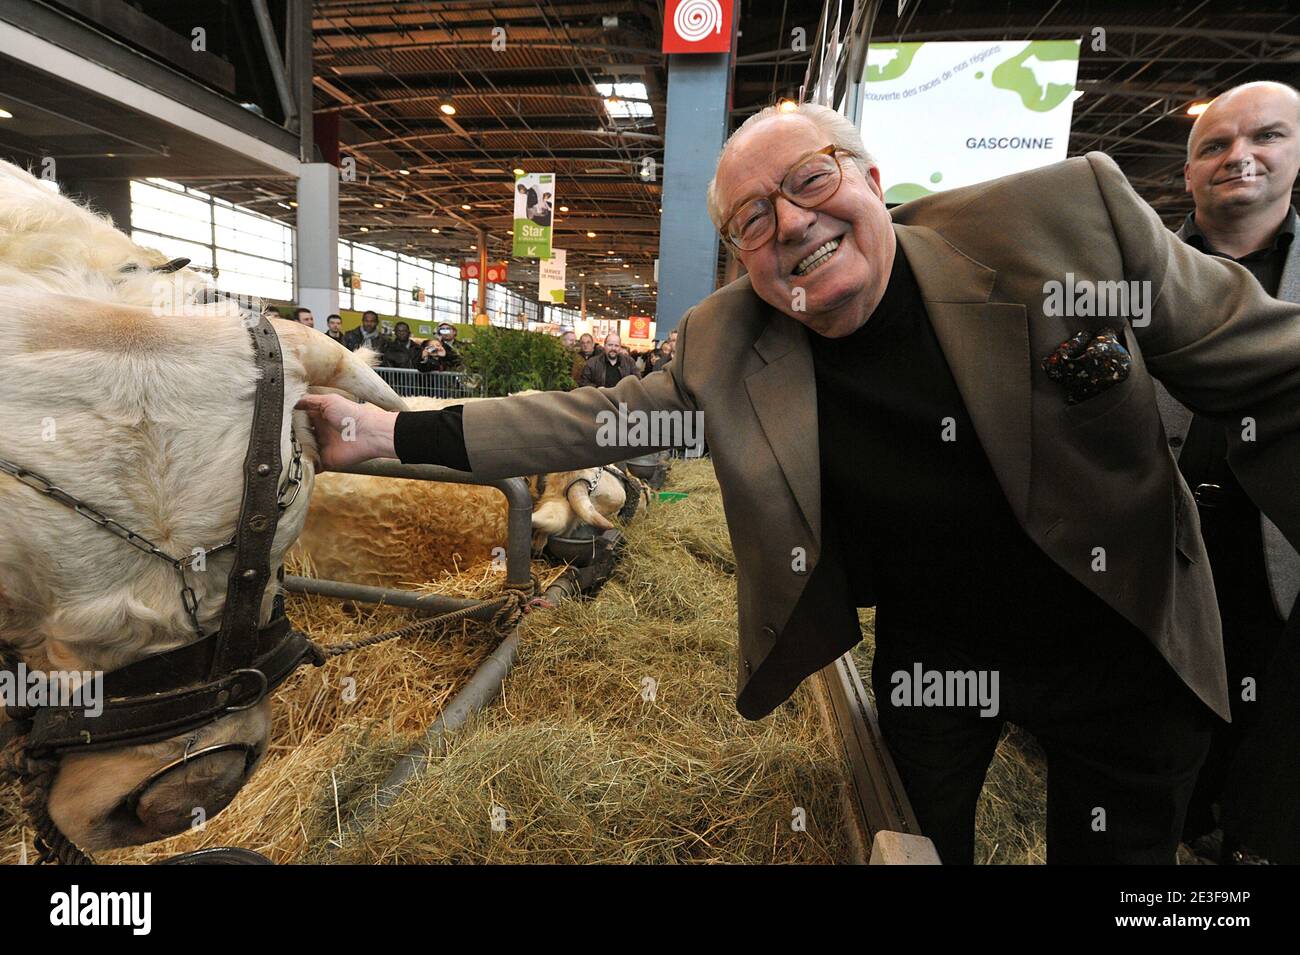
[1,458,1047,864]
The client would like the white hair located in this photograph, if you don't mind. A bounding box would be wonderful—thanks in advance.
[706,102,875,231]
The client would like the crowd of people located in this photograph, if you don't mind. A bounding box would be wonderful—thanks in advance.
[565,329,676,385]
[281,306,461,372]
[279,304,674,385]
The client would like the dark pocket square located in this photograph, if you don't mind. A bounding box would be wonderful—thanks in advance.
[1041,327,1132,406]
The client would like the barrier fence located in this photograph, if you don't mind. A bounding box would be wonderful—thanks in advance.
[375,368,486,399]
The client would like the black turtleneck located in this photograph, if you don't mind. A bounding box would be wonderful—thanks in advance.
[808,244,1139,649]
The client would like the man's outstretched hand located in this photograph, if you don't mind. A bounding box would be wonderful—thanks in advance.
[295,393,398,470]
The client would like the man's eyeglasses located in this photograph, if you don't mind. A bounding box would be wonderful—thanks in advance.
[721,144,856,252]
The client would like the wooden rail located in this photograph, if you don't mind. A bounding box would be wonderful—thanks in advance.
[815,653,942,865]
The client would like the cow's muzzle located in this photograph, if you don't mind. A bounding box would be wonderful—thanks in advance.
[109,741,261,841]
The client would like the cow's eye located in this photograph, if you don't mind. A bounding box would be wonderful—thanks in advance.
[119,263,140,273]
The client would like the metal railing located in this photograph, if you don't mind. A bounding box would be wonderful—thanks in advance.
[285,460,533,593]
[375,368,485,399]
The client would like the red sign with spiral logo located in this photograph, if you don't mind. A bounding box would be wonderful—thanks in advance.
[662,0,733,54]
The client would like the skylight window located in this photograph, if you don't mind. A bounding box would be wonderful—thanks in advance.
[595,81,653,120]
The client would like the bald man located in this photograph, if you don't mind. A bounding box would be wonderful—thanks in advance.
[1157,81,1300,864]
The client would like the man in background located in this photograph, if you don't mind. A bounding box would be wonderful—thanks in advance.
[572,332,596,383]
[577,332,637,387]
[325,314,344,343]
[1160,80,1300,864]
[436,322,461,366]
[343,310,388,353]
[294,307,314,328]
[381,321,422,369]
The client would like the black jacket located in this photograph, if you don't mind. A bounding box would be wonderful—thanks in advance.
[577,351,639,388]
[381,337,422,369]
[343,327,391,353]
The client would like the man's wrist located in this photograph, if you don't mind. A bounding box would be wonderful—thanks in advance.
[363,408,398,459]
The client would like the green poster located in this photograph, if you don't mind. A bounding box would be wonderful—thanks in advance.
[513,172,554,259]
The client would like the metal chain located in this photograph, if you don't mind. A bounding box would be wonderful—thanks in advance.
[0,457,225,571]
[0,431,303,639]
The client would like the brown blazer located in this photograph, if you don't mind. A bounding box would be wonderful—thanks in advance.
[462,152,1300,721]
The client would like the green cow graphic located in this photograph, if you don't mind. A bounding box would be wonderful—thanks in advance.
[991,41,1078,112]
[865,43,922,82]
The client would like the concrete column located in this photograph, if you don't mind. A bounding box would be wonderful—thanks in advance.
[295,162,338,327]
[654,51,732,337]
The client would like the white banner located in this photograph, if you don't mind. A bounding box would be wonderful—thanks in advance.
[539,248,566,304]
[859,39,1080,203]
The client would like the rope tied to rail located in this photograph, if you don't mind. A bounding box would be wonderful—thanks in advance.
[307,574,540,661]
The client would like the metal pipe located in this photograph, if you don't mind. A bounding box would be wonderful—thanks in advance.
[282,575,505,619]
[334,571,584,842]
[332,460,534,588]
[250,0,298,129]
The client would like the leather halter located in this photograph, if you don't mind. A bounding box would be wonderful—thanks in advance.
[6,317,321,757]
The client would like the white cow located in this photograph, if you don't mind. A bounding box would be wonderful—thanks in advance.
[0,289,407,851]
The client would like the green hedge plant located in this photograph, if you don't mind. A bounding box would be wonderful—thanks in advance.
[459,325,575,395]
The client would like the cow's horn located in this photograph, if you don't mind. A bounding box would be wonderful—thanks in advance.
[273,319,408,412]
[567,478,615,530]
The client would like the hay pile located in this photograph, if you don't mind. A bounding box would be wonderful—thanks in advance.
[2,457,1048,865]
[307,457,852,863]
[1,459,854,864]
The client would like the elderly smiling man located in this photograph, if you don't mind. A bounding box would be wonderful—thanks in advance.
[299,103,1300,864]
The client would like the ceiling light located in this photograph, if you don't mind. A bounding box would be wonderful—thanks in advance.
[622,264,629,268]
[289,200,298,207]
[513,167,526,176]
[431,227,440,233]
[373,202,384,208]
[359,226,369,232]
[440,103,457,115]
[461,204,472,210]
[586,231,597,238]
[559,205,569,212]
[398,169,410,176]
[1187,101,1210,117]
[778,98,799,113]
[0,108,13,120]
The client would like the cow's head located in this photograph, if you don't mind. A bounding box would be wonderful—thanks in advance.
[527,467,646,550]
[0,297,406,850]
